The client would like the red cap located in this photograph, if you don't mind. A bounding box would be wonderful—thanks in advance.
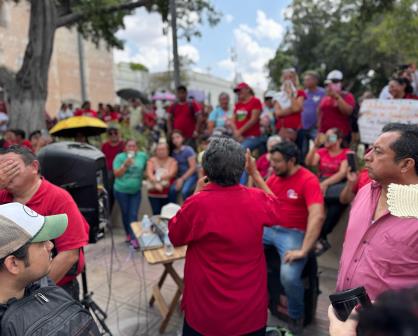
[234,82,251,92]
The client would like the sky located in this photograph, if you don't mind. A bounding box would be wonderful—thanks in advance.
[113,0,291,90]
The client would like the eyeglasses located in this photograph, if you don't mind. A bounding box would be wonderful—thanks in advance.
[330,79,341,84]
[108,131,118,135]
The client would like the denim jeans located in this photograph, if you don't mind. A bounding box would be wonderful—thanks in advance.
[240,136,267,184]
[168,174,198,203]
[299,128,317,162]
[114,189,141,238]
[263,226,307,320]
[148,197,170,215]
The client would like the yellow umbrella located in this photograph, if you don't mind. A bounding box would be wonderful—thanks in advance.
[49,116,108,137]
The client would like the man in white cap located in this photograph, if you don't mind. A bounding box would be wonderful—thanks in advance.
[318,70,356,140]
[260,90,276,136]
[0,203,68,305]
[0,146,89,299]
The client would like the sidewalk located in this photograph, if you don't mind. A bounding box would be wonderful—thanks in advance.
[84,226,342,336]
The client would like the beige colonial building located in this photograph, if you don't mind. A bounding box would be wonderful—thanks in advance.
[0,1,116,116]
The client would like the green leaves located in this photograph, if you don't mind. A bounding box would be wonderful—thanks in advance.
[268,0,416,95]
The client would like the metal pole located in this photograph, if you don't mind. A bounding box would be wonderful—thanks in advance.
[170,0,180,89]
[77,32,88,102]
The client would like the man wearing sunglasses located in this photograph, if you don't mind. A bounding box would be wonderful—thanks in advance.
[318,70,356,141]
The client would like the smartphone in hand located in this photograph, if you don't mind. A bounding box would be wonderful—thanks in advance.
[346,152,357,172]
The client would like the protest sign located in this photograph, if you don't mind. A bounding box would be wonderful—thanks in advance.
[358,99,418,144]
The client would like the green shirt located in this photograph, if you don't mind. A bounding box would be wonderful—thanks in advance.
[113,151,148,194]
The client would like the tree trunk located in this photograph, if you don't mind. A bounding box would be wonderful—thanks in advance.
[8,0,57,134]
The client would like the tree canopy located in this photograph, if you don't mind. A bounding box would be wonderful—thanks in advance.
[268,0,418,96]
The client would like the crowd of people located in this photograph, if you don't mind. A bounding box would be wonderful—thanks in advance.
[0,62,417,336]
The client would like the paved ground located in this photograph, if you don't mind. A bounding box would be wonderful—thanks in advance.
[83,201,348,336]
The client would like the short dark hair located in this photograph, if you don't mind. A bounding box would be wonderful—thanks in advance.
[391,77,414,94]
[269,141,300,163]
[12,129,26,139]
[382,123,418,175]
[357,286,418,335]
[29,130,41,141]
[177,85,187,92]
[0,243,30,270]
[0,145,40,172]
[202,137,245,186]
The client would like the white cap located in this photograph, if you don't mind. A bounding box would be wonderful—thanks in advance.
[325,70,343,83]
[264,90,276,99]
[160,203,181,220]
[0,203,68,259]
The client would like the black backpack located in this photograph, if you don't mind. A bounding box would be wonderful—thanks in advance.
[0,285,101,336]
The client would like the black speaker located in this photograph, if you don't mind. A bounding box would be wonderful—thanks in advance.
[265,245,320,326]
[37,142,109,243]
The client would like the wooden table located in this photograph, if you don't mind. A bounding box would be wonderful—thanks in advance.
[131,221,187,333]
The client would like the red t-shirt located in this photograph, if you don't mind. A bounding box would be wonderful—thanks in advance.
[256,153,271,179]
[352,168,372,194]
[21,139,33,151]
[102,112,120,123]
[101,141,125,171]
[266,167,323,231]
[317,147,349,178]
[74,109,98,118]
[168,101,201,139]
[0,179,89,286]
[404,93,418,99]
[234,96,262,137]
[168,183,282,336]
[319,92,356,136]
[275,89,307,130]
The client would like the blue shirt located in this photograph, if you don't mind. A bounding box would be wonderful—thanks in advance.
[208,106,232,128]
[302,87,325,129]
[172,145,196,177]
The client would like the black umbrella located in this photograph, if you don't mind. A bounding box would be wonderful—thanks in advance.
[116,88,150,104]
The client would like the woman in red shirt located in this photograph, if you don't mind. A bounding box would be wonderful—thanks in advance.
[388,77,418,99]
[274,68,306,141]
[305,127,349,254]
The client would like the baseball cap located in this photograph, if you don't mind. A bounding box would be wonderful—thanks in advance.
[234,82,251,92]
[160,203,181,220]
[264,90,276,99]
[0,203,68,259]
[325,70,343,84]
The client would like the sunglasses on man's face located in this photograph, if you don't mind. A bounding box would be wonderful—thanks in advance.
[108,131,118,135]
[330,79,341,84]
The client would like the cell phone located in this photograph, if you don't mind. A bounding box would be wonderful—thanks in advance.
[329,286,372,321]
[346,152,357,172]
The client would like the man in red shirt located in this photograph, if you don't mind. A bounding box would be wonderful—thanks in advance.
[167,85,201,144]
[318,70,356,138]
[258,141,325,335]
[169,137,283,336]
[101,126,125,211]
[0,146,89,299]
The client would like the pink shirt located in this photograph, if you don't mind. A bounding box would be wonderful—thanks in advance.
[337,182,418,300]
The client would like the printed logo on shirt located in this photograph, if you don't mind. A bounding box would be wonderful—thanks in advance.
[313,95,321,103]
[236,109,248,122]
[287,189,299,200]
